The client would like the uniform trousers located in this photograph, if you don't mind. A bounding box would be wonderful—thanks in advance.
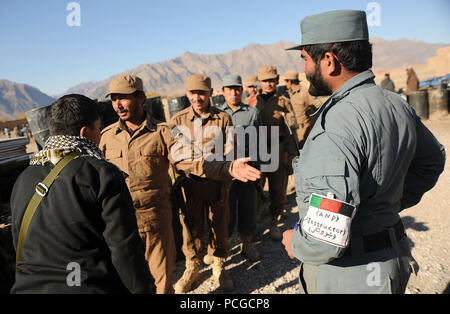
[139,212,176,294]
[228,181,258,237]
[180,179,230,260]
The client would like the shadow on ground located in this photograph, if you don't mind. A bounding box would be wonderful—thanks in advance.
[173,192,301,294]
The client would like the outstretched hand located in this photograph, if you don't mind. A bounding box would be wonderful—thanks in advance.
[231,157,261,182]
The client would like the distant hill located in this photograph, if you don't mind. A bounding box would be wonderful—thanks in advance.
[65,38,447,99]
[0,80,55,120]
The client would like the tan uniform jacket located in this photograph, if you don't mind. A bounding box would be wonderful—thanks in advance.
[255,91,298,159]
[289,85,321,148]
[99,115,233,231]
[169,105,234,171]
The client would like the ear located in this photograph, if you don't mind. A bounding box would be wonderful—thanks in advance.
[79,126,88,138]
[138,93,146,106]
[323,52,341,76]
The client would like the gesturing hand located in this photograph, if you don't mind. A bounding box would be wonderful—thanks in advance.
[231,157,261,182]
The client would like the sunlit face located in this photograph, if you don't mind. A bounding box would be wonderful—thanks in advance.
[246,85,258,96]
[111,93,143,121]
[84,118,102,145]
[301,49,332,97]
[284,80,292,90]
[259,79,277,94]
[222,86,243,107]
[187,89,212,115]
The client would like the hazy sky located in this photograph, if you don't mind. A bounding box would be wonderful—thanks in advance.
[0,0,449,96]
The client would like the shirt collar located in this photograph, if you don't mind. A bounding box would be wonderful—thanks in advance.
[218,102,246,114]
[187,104,221,122]
[312,70,375,117]
[115,114,157,134]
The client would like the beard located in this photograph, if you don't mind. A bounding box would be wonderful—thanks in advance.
[306,64,332,97]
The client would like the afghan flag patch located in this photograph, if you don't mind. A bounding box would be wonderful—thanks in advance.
[302,193,356,248]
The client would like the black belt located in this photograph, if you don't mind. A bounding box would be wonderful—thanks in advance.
[344,220,406,256]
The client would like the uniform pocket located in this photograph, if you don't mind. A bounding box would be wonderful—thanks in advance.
[105,148,122,159]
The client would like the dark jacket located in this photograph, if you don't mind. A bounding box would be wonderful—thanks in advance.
[10,155,154,293]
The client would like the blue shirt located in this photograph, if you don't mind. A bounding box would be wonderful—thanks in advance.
[218,102,261,128]
[291,70,446,265]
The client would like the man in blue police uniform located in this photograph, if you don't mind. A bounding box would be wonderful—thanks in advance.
[282,10,446,294]
[217,74,261,262]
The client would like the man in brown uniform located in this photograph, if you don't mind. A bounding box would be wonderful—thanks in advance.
[243,75,259,107]
[170,74,240,293]
[283,70,321,149]
[256,66,298,241]
[100,75,260,294]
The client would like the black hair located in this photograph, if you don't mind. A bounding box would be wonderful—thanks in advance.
[48,94,100,136]
[302,40,373,72]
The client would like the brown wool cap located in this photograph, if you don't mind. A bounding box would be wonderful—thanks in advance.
[258,66,278,81]
[243,75,258,87]
[284,70,299,81]
[185,74,212,91]
[105,75,144,97]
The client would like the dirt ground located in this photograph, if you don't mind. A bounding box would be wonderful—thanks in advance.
[399,115,450,294]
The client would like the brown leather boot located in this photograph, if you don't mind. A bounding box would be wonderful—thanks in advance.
[174,257,201,294]
[203,254,214,265]
[212,257,234,292]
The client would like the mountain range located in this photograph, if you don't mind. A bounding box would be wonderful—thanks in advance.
[0,80,55,120]
[1,38,448,119]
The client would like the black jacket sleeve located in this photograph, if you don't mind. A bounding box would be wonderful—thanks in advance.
[96,162,155,293]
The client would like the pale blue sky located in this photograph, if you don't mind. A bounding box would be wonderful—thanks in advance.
[0,0,449,96]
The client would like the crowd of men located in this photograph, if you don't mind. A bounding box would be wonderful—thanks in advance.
[10,64,322,294]
[9,9,445,295]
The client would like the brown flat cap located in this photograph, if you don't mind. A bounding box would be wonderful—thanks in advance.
[284,70,299,81]
[258,66,278,81]
[106,75,144,97]
[186,74,212,91]
[243,75,258,87]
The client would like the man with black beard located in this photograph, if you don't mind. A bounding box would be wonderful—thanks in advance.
[282,10,445,294]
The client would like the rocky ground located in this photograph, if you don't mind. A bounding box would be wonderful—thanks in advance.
[173,115,450,295]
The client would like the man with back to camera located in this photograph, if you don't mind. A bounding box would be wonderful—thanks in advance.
[10,94,155,293]
[282,10,445,294]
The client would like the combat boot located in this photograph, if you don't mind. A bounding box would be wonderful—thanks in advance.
[241,234,260,262]
[212,257,234,292]
[269,215,282,241]
[203,254,214,265]
[174,257,201,294]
